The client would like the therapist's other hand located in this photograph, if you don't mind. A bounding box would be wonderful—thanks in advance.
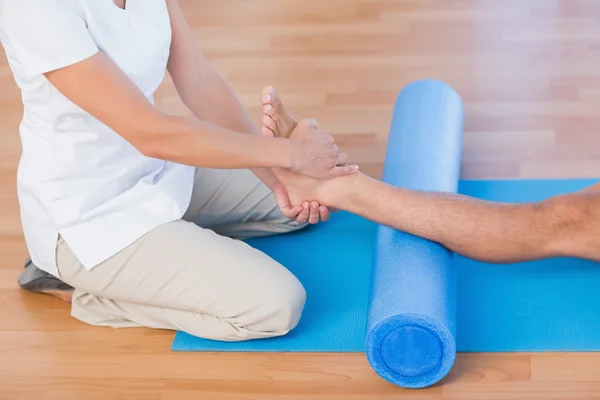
[271,180,330,224]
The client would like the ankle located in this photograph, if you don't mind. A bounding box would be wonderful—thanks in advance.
[319,172,366,209]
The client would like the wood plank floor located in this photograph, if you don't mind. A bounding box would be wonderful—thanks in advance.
[2,0,600,398]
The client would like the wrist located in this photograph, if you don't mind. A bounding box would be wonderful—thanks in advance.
[282,139,301,170]
[272,137,301,170]
[261,137,299,170]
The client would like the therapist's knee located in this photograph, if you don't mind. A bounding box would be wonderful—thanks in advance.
[265,275,307,334]
[271,279,306,334]
[183,275,306,342]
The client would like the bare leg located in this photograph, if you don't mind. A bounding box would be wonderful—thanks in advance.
[260,86,298,138]
[262,88,600,263]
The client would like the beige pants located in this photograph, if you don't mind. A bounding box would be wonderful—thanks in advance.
[56,168,307,341]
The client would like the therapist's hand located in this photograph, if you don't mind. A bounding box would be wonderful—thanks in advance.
[289,119,358,179]
[271,180,331,224]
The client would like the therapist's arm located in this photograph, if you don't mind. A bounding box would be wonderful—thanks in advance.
[165,1,271,176]
[163,0,330,222]
[42,53,353,179]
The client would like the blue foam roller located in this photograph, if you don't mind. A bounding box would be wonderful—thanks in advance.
[366,79,464,388]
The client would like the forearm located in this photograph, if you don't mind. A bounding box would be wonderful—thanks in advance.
[176,67,278,185]
[333,173,600,263]
[165,0,281,182]
[146,114,294,170]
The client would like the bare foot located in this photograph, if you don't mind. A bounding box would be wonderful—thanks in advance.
[42,290,74,303]
[261,86,298,139]
[261,87,344,209]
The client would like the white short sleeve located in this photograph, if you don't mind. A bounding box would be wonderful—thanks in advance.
[0,0,99,76]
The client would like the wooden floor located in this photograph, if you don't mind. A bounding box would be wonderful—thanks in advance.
[2,0,600,398]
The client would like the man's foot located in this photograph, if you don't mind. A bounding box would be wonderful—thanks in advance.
[260,87,348,208]
[261,86,297,139]
[18,259,74,303]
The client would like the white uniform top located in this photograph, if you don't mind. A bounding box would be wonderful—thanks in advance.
[0,0,195,276]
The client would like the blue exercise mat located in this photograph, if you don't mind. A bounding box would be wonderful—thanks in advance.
[173,178,600,354]
[173,79,599,388]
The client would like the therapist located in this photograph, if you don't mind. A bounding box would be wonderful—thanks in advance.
[260,89,600,265]
[0,0,358,341]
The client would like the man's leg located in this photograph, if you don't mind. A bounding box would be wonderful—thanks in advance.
[56,219,306,341]
[261,87,600,264]
[324,175,600,263]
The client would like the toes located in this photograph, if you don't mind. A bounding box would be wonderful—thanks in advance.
[262,86,280,109]
[262,115,278,134]
[261,126,274,137]
[263,103,277,118]
[261,85,283,113]
[261,85,298,139]
[262,86,275,105]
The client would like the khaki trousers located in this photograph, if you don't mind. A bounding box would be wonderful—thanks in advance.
[56,168,307,341]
